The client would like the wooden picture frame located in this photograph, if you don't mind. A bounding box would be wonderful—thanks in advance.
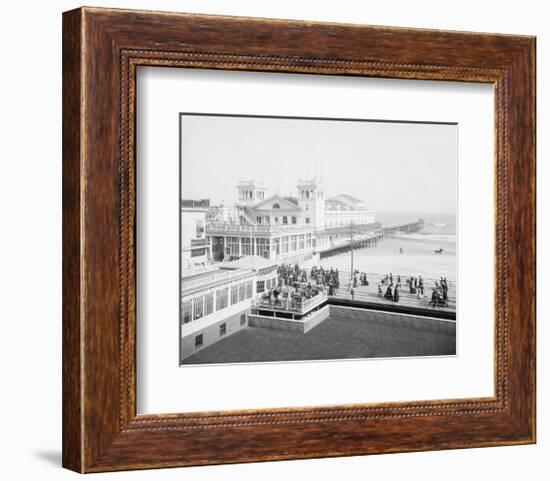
[62,6,536,473]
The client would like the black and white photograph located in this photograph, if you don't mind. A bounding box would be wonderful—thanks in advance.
[179,114,457,365]
[1,0,542,479]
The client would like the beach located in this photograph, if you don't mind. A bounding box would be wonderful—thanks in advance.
[312,217,457,283]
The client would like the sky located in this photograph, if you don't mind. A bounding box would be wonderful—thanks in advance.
[180,114,457,215]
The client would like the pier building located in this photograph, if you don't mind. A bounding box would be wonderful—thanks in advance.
[206,178,379,263]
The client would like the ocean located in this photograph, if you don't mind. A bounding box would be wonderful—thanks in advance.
[313,213,457,282]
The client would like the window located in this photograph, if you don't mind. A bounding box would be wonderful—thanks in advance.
[239,282,246,302]
[272,203,280,209]
[240,314,247,326]
[256,216,262,224]
[299,235,305,250]
[290,235,297,251]
[255,238,270,259]
[282,216,288,224]
[281,236,289,254]
[257,280,265,293]
[306,204,309,211]
[182,301,192,324]
[195,334,203,348]
[216,288,228,310]
[219,323,227,337]
[305,217,310,224]
[291,216,297,224]
[246,280,253,298]
[226,237,239,256]
[241,237,253,255]
[204,293,214,316]
[273,237,280,256]
[193,296,204,320]
[231,284,239,305]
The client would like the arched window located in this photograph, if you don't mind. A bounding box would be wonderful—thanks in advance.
[291,216,297,225]
[282,216,288,224]
[272,203,280,209]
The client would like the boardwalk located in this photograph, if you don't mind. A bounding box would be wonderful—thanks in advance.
[333,273,456,313]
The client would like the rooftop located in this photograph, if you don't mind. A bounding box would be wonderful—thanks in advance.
[220,255,278,271]
[182,306,456,365]
[181,265,254,293]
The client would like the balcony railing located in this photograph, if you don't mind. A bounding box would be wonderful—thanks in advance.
[206,221,380,237]
[254,291,327,314]
[181,269,251,292]
[206,222,314,235]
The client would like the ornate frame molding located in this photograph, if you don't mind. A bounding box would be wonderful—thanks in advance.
[63,7,535,472]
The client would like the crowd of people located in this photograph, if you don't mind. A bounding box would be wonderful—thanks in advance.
[260,282,325,311]
[375,273,452,307]
[276,263,341,295]
[275,263,452,309]
[256,263,340,312]
[373,273,402,303]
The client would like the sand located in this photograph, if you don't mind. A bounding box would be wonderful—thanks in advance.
[313,234,456,283]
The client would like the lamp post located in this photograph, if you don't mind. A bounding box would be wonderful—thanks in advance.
[350,221,354,283]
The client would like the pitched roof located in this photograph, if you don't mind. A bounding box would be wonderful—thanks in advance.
[251,194,302,212]
[328,194,364,205]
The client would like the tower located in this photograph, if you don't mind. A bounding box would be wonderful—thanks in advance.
[296,178,325,227]
[236,179,266,207]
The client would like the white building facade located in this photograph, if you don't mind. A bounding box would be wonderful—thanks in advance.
[206,178,377,263]
[180,256,278,362]
[181,199,211,276]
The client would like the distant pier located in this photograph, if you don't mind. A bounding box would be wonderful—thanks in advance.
[382,219,425,237]
[320,231,382,259]
[319,219,424,259]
